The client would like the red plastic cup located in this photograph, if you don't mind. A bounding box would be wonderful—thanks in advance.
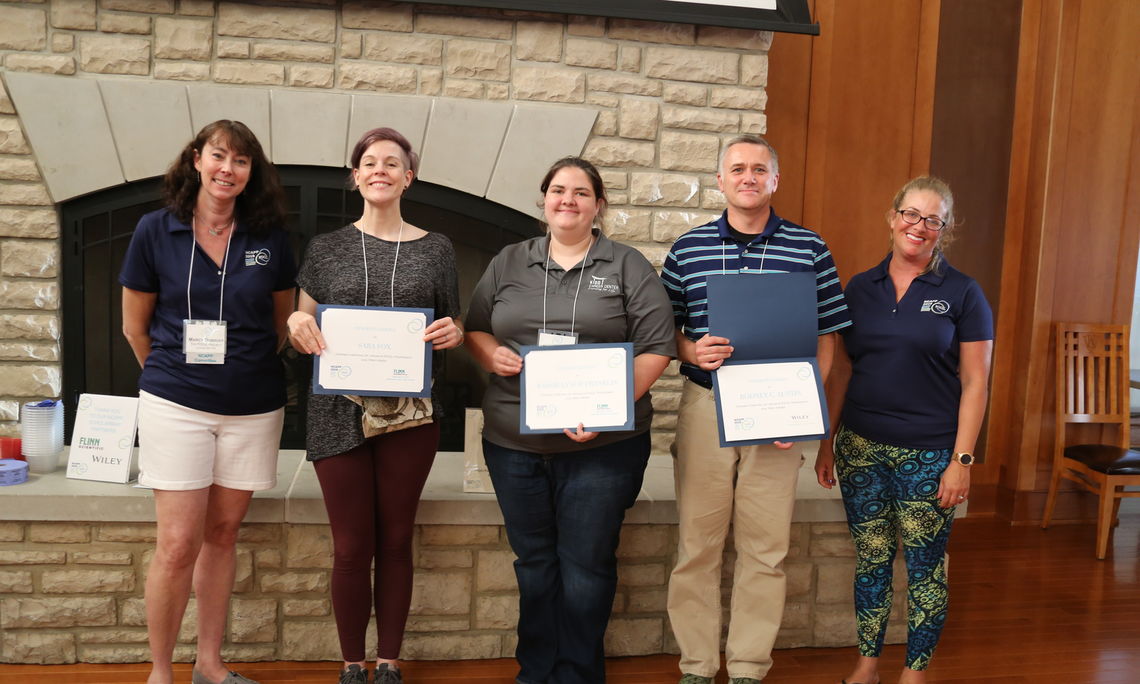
[0,437,23,461]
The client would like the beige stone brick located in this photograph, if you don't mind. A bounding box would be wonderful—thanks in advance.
[485,82,508,100]
[567,15,605,38]
[474,594,517,629]
[742,54,768,88]
[282,598,328,617]
[236,524,279,543]
[605,617,663,656]
[288,64,334,89]
[285,525,333,569]
[416,13,511,40]
[401,632,501,659]
[417,548,473,569]
[259,571,327,593]
[233,549,253,593]
[475,549,516,591]
[52,33,75,52]
[625,587,666,613]
[0,570,33,593]
[0,157,40,182]
[697,26,773,51]
[630,172,700,208]
[616,525,672,559]
[0,82,13,116]
[619,99,658,140]
[0,118,30,155]
[617,562,665,587]
[362,33,442,65]
[0,363,59,396]
[663,83,707,107]
[0,631,76,665]
[701,187,725,209]
[608,191,628,205]
[29,522,89,543]
[70,551,132,565]
[1,240,58,277]
[4,54,76,75]
[179,0,215,17]
[0,277,58,310]
[0,313,58,339]
[710,86,766,111]
[652,210,719,243]
[404,615,469,632]
[0,182,52,206]
[446,39,510,81]
[600,170,627,190]
[650,412,677,431]
[513,66,585,103]
[659,130,719,173]
[218,4,335,42]
[646,47,738,85]
[0,5,47,51]
[741,112,767,135]
[0,522,23,541]
[409,572,471,615]
[419,524,500,546]
[101,1,174,12]
[95,524,156,543]
[650,389,680,412]
[608,19,694,46]
[343,1,413,32]
[516,20,562,62]
[441,79,483,99]
[592,109,617,137]
[216,38,249,59]
[588,73,661,97]
[80,644,153,663]
[602,208,652,242]
[0,597,115,628]
[339,31,362,59]
[587,92,620,108]
[214,61,284,86]
[41,569,135,593]
[252,41,334,63]
[419,68,442,96]
[280,621,341,660]
[565,38,616,70]
[79,34,149,75]
[0,341,59,362]
[51,0,96,30]
[584,138,654,168]
[76,628,149,644]
[662,106,738,133]
[812,601,858,647]
[230,598,277,643]
[154,17,212,60]
[253,548,281,569]
[154,61,209,80]
[119,597,146,626]
[338,62,417,93]
[619,46,641,73]
[100,13,150,34]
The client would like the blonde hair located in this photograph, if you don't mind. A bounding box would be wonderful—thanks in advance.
[890,175,956,274]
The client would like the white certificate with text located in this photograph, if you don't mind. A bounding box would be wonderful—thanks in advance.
[313,305,432,397]
[712,360,826,445]
[519,343,635,434]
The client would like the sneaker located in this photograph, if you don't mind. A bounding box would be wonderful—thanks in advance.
[375,663,404,684]
[192,670,259,684]
[337,664,367,684]
[729,678,762,684]
[679,676,713,684]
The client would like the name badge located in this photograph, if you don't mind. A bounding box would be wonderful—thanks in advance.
[537,329,578,347]
[184,319,227,365]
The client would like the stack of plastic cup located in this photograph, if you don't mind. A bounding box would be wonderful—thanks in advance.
[21,399,64,474]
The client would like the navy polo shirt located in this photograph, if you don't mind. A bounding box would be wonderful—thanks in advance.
[118,209,296,416]
[840,254,993,449]
[661,209,851,387]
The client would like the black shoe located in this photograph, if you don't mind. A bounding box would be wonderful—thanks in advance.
[338,664,367,684]
[374,663,403,683]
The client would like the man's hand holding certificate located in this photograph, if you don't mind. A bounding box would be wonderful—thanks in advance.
[312,305,433,397]
[519,343,635,434]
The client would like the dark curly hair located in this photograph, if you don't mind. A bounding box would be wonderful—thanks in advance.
[162,120,287,237]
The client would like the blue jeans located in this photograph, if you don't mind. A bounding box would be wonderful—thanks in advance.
[483,432,651,684]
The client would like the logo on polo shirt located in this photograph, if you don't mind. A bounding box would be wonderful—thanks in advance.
[921,299,950,315]
[587,275,620,294]
[244,249,271,266]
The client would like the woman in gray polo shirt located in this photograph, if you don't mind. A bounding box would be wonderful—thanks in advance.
[466,157,676,684]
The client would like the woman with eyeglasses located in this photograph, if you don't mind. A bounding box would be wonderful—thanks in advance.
[813,176,993,684]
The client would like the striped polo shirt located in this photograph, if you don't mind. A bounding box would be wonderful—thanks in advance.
[661,209,851,386]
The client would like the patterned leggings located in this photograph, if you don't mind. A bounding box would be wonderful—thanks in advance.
[834,424,956,670]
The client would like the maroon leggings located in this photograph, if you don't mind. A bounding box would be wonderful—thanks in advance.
[313,421,439,661]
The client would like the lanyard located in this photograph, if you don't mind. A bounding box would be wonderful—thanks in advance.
[542,234,594,336]
[187,217,234,320]
[360,222,404,307]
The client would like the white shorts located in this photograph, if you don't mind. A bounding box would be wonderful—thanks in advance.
[137,390,283,491]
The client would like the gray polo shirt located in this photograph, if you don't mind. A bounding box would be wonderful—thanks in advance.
[466,230,676,454]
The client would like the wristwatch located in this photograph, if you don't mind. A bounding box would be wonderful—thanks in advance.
[953,452,974,466]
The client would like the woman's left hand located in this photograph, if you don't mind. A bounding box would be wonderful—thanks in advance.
[424,316,464,350]
[563,423,599,443]
[936,461,970,508]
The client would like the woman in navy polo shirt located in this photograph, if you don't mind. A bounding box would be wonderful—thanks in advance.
[814,176,993,684]
[120,120,295,684]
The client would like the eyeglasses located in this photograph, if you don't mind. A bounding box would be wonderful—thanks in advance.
[897,209,947,231]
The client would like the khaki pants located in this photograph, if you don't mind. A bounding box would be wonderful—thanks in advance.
[666,381,805,680]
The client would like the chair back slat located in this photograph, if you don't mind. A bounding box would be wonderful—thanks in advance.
[1055,323,1129,424]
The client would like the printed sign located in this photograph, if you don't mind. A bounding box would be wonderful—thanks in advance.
[67,394,139,484]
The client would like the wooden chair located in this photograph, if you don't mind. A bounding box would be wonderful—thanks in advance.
[1041,323,1140,559]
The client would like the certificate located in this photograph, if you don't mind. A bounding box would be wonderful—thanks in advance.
[312,305,433,397]
[519,343,635,434]
[712,360,826,445]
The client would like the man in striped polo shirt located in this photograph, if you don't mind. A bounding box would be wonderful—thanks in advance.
[662,135,851,684]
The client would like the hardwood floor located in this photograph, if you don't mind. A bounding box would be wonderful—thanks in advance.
[2,516,1137,683]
